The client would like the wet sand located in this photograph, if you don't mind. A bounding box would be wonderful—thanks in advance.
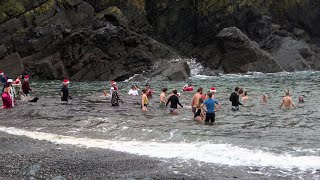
[0,131,291,179]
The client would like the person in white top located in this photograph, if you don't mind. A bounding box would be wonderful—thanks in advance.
[7,79,15,107]
[128,85,139,96]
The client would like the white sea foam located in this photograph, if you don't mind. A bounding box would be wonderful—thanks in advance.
[185,58,204,76]
[0,126,319,171]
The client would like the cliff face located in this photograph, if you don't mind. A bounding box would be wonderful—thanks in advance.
[0,0,319,80]
[146,0,320,73]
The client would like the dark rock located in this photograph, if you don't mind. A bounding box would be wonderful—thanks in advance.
[130,60,190,81]
[97,6,129,27]
[1,0,320,80]
[0,53,24,78]
[199,68,221,76]
[271,37,313,71]
[0,45,7,59]
[22,164,41,176]
[215,27,283,73]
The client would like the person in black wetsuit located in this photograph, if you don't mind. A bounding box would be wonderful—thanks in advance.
[166,89,183,115]
[61,79,71,102]
[229,87,244,111]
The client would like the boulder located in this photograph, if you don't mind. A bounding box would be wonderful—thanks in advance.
[215,27,283,73]
[129,60,190,81]
[0,45,7,59]
[97,6,128,27]
[271,37,313,71]
[0,53,24,78]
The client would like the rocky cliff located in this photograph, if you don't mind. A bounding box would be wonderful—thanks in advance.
[0,0,319,80]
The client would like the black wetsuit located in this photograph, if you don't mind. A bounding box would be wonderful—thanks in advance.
[166,95,183,109]
[229,92,243,107]
[61,85,69,102]
[111,91,122,106]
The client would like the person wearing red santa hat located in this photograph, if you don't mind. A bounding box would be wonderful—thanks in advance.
[61,79,71,102]
[210,87,217,93]
[22,75,32,97]
[109,80,118,95]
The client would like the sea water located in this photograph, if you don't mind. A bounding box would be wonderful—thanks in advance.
[1,70,320,179]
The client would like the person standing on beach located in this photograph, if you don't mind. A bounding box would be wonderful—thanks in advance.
[202,92,221,125]
[141,89,148,111]
[229,87,243,111]
[191,87,203,114]
[159,88,167,109]
[22,75,32,97]
[279,91,296,109]
[1,80,13,109]
[0,70,8,92]
[166,89,183,115]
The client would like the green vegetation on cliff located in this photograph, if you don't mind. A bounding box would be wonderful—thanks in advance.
[0,0,25,22]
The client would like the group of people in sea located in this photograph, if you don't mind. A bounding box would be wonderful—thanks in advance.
[103,81,303,125]
[1,69,305,125]
[1,70,32,109]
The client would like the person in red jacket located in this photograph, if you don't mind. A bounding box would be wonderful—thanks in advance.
[22,75,32,96]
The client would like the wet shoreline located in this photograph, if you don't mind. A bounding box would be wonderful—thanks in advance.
[0,131,291,179]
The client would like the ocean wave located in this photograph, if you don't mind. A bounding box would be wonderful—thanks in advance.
[1,126,319,171]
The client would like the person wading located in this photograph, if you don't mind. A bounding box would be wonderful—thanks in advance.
[166,90,183,115]
[202,92,221,125]
[279,91,296,109]
[61,79,72,102]
[229,87,244,111]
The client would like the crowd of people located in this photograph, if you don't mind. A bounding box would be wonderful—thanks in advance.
[1,70,33,109]
[105,81,303,125]
[1,69,304,125]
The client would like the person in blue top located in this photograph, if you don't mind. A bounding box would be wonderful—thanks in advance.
[202,92,221,125]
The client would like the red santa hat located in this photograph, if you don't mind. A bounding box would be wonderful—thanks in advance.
[63,79,70,85]
[0,70,3,75]
[210,87,217,93]
[111,80,116,85]
[24,75,29,80]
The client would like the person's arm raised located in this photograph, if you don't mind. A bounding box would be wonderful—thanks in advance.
[279,99,284,109]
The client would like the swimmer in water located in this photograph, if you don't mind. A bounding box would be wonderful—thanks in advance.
[279,91,296,109]
[298,95,304,103]
[159,88,168,109]
[242,91,249,101]
[261,94,268,103]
